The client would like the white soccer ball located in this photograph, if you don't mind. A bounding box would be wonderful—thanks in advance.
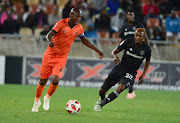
[66,100,81,114]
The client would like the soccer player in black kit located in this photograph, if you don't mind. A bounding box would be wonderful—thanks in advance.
[94,28,151,111]
[119,9,149,99]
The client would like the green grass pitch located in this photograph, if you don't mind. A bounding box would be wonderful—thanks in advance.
[0,84,180,123]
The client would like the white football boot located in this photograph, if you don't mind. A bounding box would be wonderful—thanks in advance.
[94,104,102,111]
[43,96,50,111]
[32,101,41,112]
[94,95,107,111]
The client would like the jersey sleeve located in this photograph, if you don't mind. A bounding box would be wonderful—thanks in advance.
[117,39,129,51]
[52,21,62,33]
[78,25,85,38]
[145,46,152,60]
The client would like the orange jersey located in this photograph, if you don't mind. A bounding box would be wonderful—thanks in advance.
[45,18,84,58]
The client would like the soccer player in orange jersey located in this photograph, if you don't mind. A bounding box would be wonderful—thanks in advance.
[32,8,104,112]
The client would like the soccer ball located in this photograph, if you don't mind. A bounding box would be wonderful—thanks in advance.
[66,100,81,114]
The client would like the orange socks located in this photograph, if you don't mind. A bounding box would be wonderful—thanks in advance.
[47,82,58,98]
[35,82,46,102]
[35,82,58,102]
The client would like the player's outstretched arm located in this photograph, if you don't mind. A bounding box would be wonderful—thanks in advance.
[118,38,124,45]
[46,30,56,47]
[80,37,104,59]
[138,57,151,86]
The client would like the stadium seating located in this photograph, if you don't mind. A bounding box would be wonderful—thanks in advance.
[19,27,33,36]
[34,28,44,36]
[19,27,33,41]
[0,0,179,62]
[146,17,160,28]
[97,30,110,44]
[112,32,120,39]
[27,0,40,5]
[97,31,110,39]
[57,0,69,7]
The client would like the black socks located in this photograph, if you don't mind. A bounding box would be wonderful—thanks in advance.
[129,85,133,93]
[100,90,120,107]
[99,92,106,100]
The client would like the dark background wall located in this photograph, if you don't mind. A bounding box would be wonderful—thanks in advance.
[5,56,23,84]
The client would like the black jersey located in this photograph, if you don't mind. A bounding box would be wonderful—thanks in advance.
[117,39,151,73]
[119,20,144,40]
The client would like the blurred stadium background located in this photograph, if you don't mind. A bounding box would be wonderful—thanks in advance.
[0,0,180,122]
[0,0,179,89]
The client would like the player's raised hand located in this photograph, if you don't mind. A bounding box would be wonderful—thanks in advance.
[138,74,144,86]
[114,56,120,65]
[97,51,104,59]
[49,41,54,47]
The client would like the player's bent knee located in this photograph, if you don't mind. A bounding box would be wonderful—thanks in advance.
[116,84,125,93]
[39,79,48,85]
[52,75,61,85]
[51,80,59,85]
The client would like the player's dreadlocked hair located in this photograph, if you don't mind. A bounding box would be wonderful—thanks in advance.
[135,28,146,36]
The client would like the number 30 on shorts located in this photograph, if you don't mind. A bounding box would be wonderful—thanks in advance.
[124,73,133,80]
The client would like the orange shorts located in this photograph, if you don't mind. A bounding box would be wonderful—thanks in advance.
[40,54,67,79]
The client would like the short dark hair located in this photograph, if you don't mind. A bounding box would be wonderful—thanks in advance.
[127,9,134,13]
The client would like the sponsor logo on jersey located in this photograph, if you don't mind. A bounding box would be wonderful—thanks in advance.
[60,67,63,72]
[124,31,135,36]
[140,50,145,55]
[126,51,143,59]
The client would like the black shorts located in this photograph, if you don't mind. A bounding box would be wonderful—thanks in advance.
[101,65,135,91]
